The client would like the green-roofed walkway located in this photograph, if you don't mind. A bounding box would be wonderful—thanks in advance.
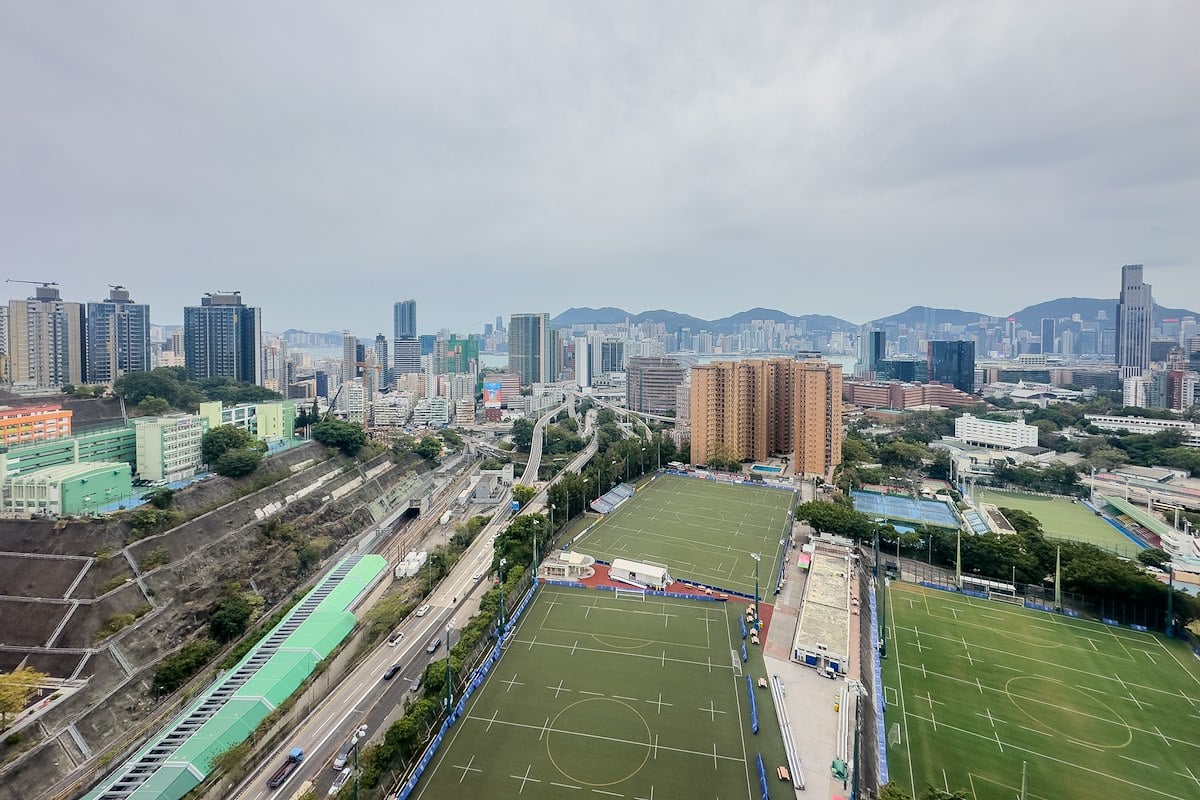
[84,554,386,800]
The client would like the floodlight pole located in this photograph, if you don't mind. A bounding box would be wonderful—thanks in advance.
[532,519,540,573]
[498,558,507,635]
[444,620,454,710]
[1054,546,1062,612]
[1166,565,1175,637]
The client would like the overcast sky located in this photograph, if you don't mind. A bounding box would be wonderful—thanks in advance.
[2,2,1197,336]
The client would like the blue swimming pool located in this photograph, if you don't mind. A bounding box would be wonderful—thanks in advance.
[751,464,782,474]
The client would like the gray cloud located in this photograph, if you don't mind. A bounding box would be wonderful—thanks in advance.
[1,2,1197,334]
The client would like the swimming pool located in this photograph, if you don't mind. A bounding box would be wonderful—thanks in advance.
[751,464,782,474]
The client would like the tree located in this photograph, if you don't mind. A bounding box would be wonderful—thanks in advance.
[512,484,536,508]
[1137,547,1172,571]
[215,448,263,478]
[879,440,928,469]
[1087,447,1129,471]
[146,488,174,509]
[202,425,260,465]
[511,418,535,451]
[209,591,254,642]
[414,435,443,461]
[842,438,876,465]
[391,433,416,460]
[0,666,48,728]
[312,419,368,457]
[137,395,171,415]
[439,428,464,448]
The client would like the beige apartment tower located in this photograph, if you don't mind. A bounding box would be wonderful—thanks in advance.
[690,358,841,477]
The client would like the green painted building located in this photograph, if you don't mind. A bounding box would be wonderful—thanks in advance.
[3,461,133,516]
[198,400,297,444]
[0,424,136,479]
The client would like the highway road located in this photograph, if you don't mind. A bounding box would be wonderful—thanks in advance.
[231,495,515,800]
[518,401,568,485]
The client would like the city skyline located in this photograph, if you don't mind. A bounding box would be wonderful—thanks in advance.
[2,4,1196,333]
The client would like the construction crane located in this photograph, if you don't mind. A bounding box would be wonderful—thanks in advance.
[6,278,59,288]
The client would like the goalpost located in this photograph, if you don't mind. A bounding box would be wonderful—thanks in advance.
[614,587,647,601]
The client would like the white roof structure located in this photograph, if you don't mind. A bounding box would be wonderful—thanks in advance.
[611,558,670,583]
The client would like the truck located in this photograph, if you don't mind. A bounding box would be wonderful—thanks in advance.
[267,747,304,789]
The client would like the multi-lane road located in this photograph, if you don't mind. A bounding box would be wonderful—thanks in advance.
[231,495,516,800]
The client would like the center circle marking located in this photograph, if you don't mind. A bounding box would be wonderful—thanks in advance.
[546,697,652,786]
[1004,676,1132,749]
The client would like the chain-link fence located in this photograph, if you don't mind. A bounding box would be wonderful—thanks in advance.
[895,557,1170,630]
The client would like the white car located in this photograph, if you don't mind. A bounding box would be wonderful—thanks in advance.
[329,767,351,795]
[387,630,403,647]
[472,572,483,582]
[415,604,430,617]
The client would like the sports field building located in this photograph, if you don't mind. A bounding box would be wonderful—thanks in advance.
[609,557,673,590]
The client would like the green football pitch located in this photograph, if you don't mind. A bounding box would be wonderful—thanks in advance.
[881,581,1200,800]
[974,489,1136,552]
[578,475,795,596]
[413,585,788,800]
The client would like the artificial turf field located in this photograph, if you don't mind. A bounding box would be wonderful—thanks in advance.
[414,585,788,800]
[974,489,1135,552]
[578,475,794,596]
[881,581,1200,800]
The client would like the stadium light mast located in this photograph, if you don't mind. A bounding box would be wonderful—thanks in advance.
[498,558,507,635]
[532,519,540,573]
[1166,564,1175,637]
[750,552,761,627]
[444,619,455,710]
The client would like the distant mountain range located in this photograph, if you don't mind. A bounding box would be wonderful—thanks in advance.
[552,298,1200,334]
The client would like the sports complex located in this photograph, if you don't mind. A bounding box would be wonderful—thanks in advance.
[575,474,795,597]
[973,489,1139,552]
[410,474,797,799]
[881,581,1200,800]
[414,585,788,800]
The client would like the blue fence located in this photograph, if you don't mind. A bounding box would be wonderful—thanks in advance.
[741,642,749,663]
[756,753,770,799]
[745,675,760,734]
[395,583,540,800]
[740,616,747,640]
[869,584,888,786]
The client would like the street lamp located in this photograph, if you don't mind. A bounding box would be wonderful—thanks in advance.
[750,552,761,627]
[351,723,367,800]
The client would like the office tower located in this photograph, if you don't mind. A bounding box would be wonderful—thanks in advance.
[446,335,480,374]
[85,286,151,384]
[392,299,420,374]
[1040,318,1056,355]
[1116,264,1152,377]
[927,340,976,394]
[859,328,886,377]
[495,315,504,333]
[342,330,358,390]
[574,334,591,388]
[6,284,85,388]
[374,334,390,385]
[689,358,842,476]
[509,313,555,386]
[600,339,625,373]
[626,357,687,416]
[183,292,263,384]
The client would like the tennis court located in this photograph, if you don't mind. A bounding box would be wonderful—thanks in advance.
[973,489,1133,550]
[414,585,788,800]
[851,490,960,529]
[881,581,1200,800]
[577,475,794,596]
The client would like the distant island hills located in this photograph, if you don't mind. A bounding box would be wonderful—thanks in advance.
[550,298,1200,335]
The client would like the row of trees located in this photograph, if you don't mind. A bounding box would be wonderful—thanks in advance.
[795,495,1200,626]
[113,366,281,414]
